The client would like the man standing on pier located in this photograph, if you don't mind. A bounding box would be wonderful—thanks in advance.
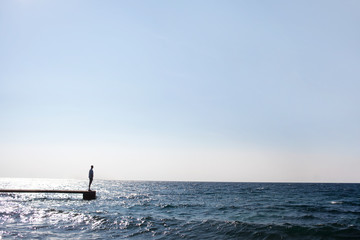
[88,165,94,191]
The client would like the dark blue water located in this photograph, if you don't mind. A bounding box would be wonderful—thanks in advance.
[0,179,359,239]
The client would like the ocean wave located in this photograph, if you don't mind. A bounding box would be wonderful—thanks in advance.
[157,203,206,209]
[1,180,360,239]
[48,214,360,240]
[120,218,360,240]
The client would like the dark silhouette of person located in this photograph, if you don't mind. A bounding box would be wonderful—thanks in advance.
[88,165,94,191]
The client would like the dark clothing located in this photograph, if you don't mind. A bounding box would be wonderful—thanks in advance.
[88,167,94,191]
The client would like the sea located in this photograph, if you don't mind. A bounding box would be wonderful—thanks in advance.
[0,178,359,239]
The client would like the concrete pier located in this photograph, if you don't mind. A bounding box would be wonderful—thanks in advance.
[0,189,96,200]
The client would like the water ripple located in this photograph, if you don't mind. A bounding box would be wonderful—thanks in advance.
[0,179,360,239]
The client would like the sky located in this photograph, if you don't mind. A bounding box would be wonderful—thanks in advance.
[1,0,359,182]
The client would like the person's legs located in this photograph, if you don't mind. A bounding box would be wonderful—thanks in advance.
[88,178,93,191]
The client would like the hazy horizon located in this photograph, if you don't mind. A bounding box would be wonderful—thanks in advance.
[1,0,360,183]
[2,176,360,184]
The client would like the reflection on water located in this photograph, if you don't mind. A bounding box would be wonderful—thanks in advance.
[1,179,360,239]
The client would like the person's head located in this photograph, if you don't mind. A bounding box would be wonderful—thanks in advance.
[91,165,94,169]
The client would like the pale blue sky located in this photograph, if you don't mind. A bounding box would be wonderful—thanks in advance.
[1,0,359,182]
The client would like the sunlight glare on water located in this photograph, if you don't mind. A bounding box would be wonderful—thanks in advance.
[0,179,360,239]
